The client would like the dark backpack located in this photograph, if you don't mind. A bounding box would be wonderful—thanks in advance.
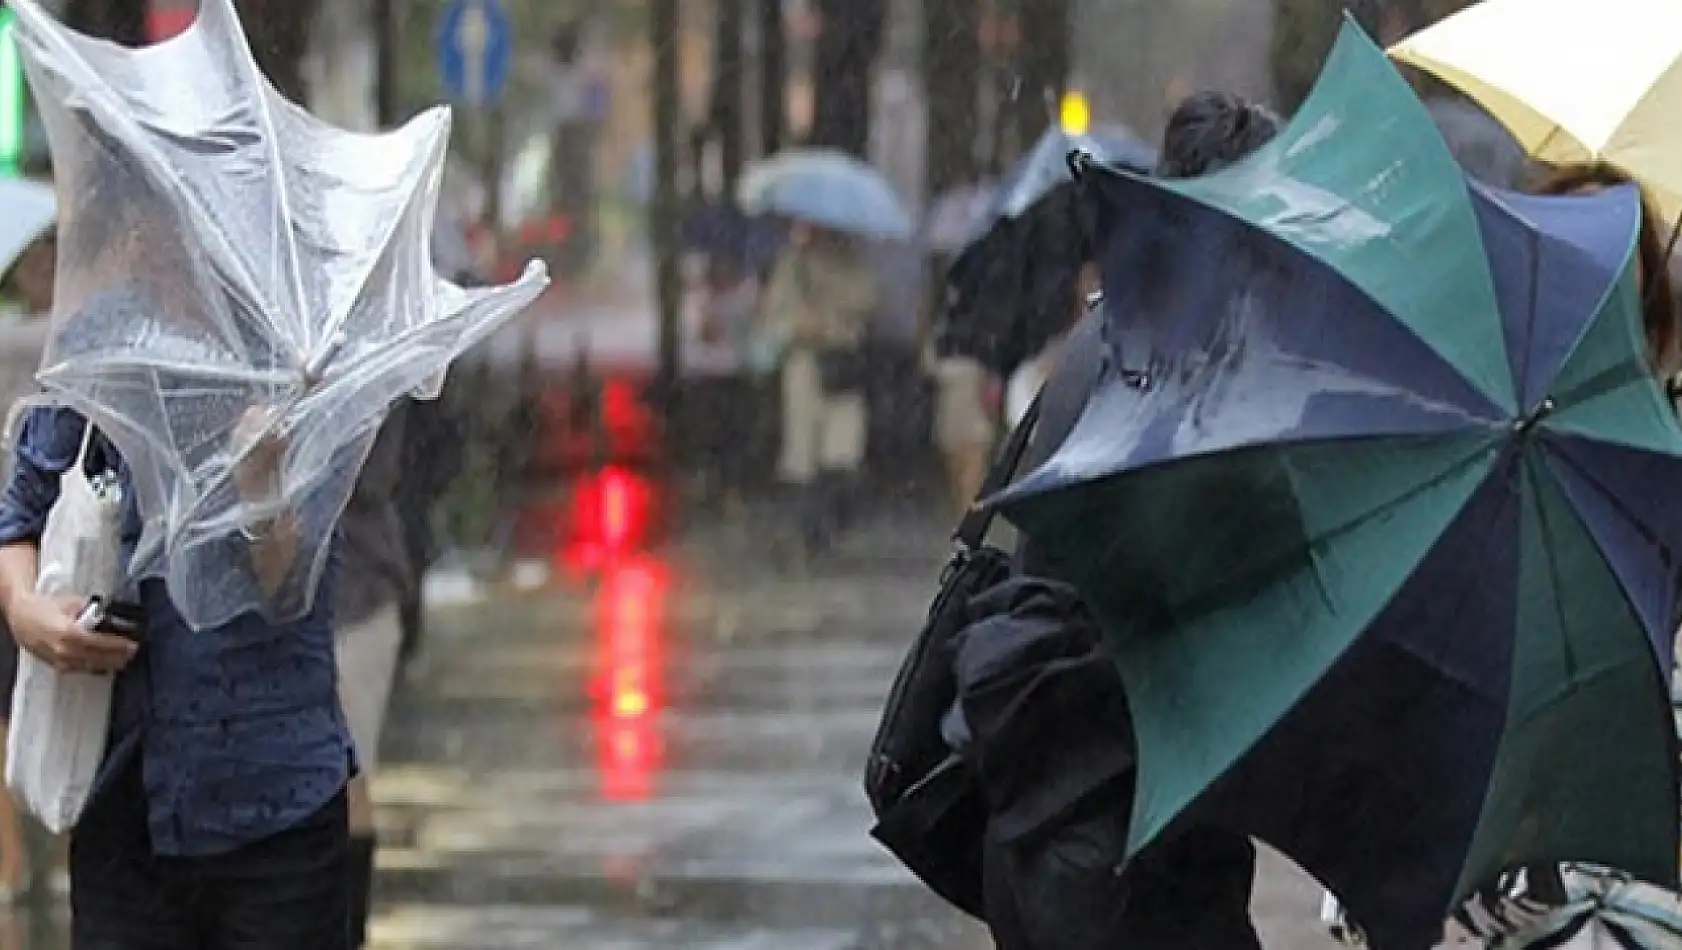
[865,303,1108,917]
[864,396,1039,916]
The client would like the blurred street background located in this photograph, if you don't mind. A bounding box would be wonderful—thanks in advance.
[0,0,1497,946]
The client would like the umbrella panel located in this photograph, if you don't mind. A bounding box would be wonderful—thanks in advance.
[1004,431,1500,852]
[1470,183,1642,412]
[1195,459,1522,947]
[1545,437,1682,669]
[1458,451,1678,898]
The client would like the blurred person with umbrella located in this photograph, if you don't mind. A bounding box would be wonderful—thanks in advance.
[757,220,880,558]
[740,151,901,557]
[921,182,999,517]
[0,2,546,948]
[738,149,914,243]
[930,124,1156,448]
[999,21,1682,948]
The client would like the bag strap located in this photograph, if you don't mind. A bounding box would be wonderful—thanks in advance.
[952,393,1042,551]
[74,419,95,470]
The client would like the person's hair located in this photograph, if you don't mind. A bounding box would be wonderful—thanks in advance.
[1155,91,1282,180]
[1531,163,1679,368]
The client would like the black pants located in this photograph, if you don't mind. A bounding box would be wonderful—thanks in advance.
[70,760,350,950]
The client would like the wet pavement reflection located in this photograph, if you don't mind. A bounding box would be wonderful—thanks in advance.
[366,510,1348,949]
[371,511,993,949]
[0,511,1351,948]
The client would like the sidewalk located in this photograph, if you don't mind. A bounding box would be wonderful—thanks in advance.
[369,513,987,948]
[371,510,1345,949]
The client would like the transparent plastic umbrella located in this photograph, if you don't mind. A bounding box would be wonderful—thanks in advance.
[8,0,549,629]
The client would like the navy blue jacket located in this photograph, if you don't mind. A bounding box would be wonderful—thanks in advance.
[0,406,352,857]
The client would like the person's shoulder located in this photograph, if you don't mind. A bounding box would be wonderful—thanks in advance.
[12,405,87,466]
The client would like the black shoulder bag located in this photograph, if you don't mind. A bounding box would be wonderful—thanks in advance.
[863,394,1042,917]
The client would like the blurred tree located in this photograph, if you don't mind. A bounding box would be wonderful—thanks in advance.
[1011,0,1070,146]
[925,0,981,197]
[60,0,317,100]
[235,0,321,103]
[373,0,400,126]
[708,0,746,190]
[810,0,886,156]
[1270,0,1472,113]
[758,0,786,154]
[63,0,146,45]
[650,0,683,404]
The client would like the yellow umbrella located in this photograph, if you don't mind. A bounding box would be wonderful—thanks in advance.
[1391,0,1682,222]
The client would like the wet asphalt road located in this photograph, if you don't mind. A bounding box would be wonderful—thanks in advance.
[364,510,1352,950]
[0,510,1381,948]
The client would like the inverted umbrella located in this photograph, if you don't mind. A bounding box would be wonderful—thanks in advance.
[988,124,1156,222]
[736,149,913,241]
[10,0,549,629]
[997,20,1681,948]
[1391,0,1682,221]
[922,182,997,255]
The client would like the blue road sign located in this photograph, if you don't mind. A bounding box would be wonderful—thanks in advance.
[436,0,513,107]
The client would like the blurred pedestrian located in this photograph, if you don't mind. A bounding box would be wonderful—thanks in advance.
[1005,259,1099,430]
[759,224,879,557]
[0,227,57,903]
[928,345,994,519]
[925,255,997,517]
[394,230,484,664]
[334,407,412,947]
[700,255,762,509]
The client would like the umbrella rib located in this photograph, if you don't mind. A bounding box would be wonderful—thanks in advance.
[302,122,446,382]
[40,356,299,389]
[1525,458,1585,683]
[1075,433,1496,632]
[216,1,313,368]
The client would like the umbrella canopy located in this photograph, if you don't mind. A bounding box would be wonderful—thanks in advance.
[991,125,1156,221]
[11,0,548,629]
[922,182,997,255]
[736,149,913,240]
[1391,0,1682,221]
[997,20,1682,946]
[0,178,55,278]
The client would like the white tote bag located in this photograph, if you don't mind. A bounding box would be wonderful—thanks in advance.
[4,423,124,833]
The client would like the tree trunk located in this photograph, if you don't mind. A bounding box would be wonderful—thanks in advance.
[1271,0,1474,112]
[709,0,746,191]
[372,0,399,126]
[650,0,684,406]
[234,0,320,104]
[809,0,885,156]
[63,0,146,45]
[757,0,786,155]
[924,0,980,198]
[1010,0,1069,146]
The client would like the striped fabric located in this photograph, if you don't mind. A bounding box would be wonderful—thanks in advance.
[1321,684,1682,948]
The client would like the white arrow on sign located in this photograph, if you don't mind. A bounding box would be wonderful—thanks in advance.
[458,1,490,105]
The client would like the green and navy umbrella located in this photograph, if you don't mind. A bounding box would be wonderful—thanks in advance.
[998,20,1682,948]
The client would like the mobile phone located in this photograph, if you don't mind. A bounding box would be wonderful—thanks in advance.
[77,597,143,640]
